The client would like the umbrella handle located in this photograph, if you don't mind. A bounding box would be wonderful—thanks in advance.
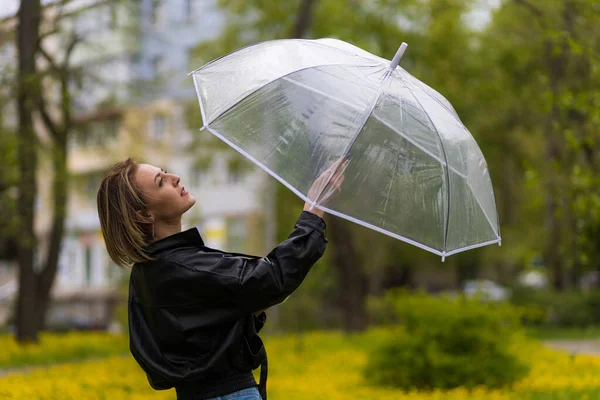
[389,42,408,70]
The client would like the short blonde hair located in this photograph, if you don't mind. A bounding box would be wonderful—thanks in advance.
[97,158,154,268]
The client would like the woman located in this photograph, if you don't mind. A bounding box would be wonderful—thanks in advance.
[97,157,346,400]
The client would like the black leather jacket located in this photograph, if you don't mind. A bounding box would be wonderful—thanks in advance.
[128,211,327,400]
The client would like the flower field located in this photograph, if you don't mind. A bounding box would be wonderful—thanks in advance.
[0,330,599,399]
[0,331,128,368]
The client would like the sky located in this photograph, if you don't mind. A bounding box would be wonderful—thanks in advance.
[0,1,18,19]
[1,0,501,21]
[0,0,62,19]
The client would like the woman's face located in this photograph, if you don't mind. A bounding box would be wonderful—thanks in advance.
[134,164,196,222]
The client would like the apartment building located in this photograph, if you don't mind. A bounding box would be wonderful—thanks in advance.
[0,0,274,329]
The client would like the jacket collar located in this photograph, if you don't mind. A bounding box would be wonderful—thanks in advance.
[147,227,205,255]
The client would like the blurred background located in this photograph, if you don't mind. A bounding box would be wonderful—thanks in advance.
[0,0,599,399]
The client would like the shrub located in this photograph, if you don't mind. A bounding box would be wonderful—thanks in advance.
[365,290,529,390]
[510,287,600,327]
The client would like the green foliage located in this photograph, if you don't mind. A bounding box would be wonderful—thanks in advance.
[526,325,600,340]
[0,332,128,368]
[365,290,529,390]
[189,0,600,301]
[475,0,600,280]
[0,127,18,259]
[511,286,600,328]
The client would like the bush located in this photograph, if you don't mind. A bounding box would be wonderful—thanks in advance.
[510,287,600,327]
[365,290,529,390]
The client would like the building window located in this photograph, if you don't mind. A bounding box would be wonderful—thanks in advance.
[149,114,168,140]
[184,0,193,22]
[74,4,116,35]
[108,4,119,29]
[151,0,163,26]
[74,8,94,35]
[84,246,92,287]
[72,115,121,149]
[86,172,103,200]
[1,42,15,62]
[227,169,242,185]
[151,54,163,78]
[190,163,205,186]
[226,217,247,253]
[108,261,124,284]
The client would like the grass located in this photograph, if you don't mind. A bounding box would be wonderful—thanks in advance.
[1,329,600,399]
[0,331,128,368]
[525,326,600,340]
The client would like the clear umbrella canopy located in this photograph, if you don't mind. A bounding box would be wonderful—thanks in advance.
[191,38,501,260]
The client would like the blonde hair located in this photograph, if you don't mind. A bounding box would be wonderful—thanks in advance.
[97,158,154,268]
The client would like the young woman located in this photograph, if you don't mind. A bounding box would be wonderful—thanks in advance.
[97,157,345,400]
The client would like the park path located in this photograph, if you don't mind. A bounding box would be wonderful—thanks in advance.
[544,339,600,356]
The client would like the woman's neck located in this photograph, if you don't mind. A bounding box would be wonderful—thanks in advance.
[153,218,182,241]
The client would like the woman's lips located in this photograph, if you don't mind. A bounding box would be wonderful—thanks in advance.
[181,186,188,196]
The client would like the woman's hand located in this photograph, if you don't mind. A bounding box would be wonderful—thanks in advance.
[303,158,348,218]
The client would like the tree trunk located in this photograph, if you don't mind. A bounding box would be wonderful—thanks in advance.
[544,1,573,291]
[15,0,42,343]
[35,134,67,330]
[288,0,369,332]
[328,218,368,332]
[291,0,317,39]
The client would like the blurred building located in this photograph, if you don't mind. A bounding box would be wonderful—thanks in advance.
[0,0,274,329]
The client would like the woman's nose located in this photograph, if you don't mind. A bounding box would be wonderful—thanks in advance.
[171,175,180,186]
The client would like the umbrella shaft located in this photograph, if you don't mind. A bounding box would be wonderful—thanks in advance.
[312,70,394,208]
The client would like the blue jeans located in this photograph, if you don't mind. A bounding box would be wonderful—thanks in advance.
[206,387,262,400]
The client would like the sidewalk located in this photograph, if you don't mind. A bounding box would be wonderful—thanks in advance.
[544,340,600,356]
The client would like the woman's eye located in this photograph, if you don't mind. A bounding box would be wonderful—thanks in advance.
[159,178,164,187]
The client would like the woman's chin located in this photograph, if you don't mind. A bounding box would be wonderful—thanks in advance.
[184,196,197,211]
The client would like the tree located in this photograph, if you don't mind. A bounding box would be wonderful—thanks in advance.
[0,54,19,263]
[32,6,85,331]
[189,0,483,332]
[15,0,42,343]
[475,0,600,289]
[12,0,134,341]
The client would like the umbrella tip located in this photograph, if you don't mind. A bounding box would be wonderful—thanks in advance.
[389,42,408,70]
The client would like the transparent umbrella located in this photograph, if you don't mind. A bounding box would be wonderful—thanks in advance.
[190,38,501,260]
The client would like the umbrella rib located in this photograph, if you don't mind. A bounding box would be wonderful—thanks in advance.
[410,79,462,124]
[465,179,500,240]
[281,77,467,179]
[374,116,466,179]
[315,204,443,257]
[406,88,500,250]
[381,148,401,229]
[204,126,498,259]
[309,72,394,208]
[189,38,381,75]
[445,238,502,257]
[203,63,377,126]
[405,85,452,259]
[193,74,208,125]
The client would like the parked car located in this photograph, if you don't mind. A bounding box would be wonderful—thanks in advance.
[462,279,509,301]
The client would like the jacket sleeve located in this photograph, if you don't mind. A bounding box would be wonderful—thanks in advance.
[168,211,327,314]
[233,211,328,313]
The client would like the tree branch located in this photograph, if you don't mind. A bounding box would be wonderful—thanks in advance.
[513,0,543,17]
[36,92,60,140]
[63,33,82,66]
[37,43,59,72]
